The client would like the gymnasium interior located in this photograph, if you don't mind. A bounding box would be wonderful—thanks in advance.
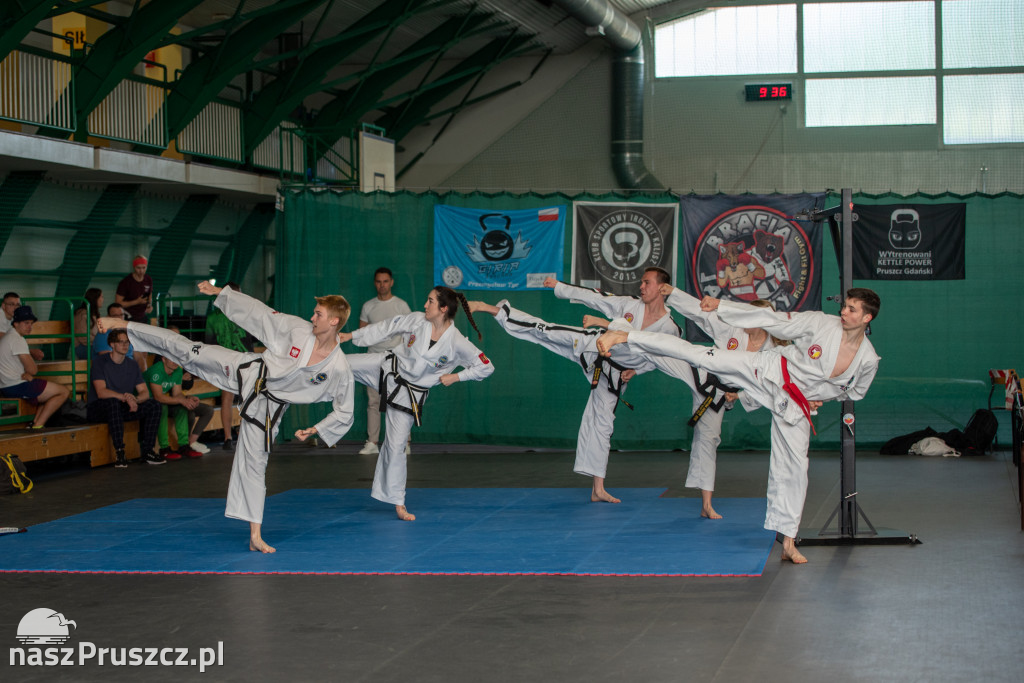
[1,1,1022,681]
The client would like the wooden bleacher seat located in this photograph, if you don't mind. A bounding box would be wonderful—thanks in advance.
[0,375,240,466]
[36,360,90,401]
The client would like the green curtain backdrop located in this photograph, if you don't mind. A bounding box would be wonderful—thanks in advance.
[278,188,1024,451]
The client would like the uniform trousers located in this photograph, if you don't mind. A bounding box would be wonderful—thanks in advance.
[126,323,282,524]
[625,331,810,537]
[494,303,627,480]
[348,352,416,506]
[645,353,727,492]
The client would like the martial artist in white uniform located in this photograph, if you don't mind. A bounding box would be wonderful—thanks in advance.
[598,290,880,563]
[551,279,681,486]
[117,286,355,552]
[343,291,494,520]
[649,287,776,518]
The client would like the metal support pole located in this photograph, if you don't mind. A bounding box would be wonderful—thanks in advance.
[796,189,918,546]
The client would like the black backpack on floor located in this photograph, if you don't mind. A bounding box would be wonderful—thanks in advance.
[962,408,999,454]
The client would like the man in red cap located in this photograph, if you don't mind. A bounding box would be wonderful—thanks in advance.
[116,255,154,324]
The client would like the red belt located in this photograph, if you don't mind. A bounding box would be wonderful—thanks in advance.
[780,357,816,435]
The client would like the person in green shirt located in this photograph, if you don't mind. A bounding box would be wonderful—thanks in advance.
[145,354,214,459]
[204,282,253,451]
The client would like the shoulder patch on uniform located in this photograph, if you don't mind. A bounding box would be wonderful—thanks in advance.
[290,346,300,358]
[479,352,490,364]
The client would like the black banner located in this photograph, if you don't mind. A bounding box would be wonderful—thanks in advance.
[680,193,824,341]
[681,193,824,309]
[852,203,966,280]
[571,202,678,295]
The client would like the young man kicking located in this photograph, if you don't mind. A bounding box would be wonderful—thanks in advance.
[597,288,881,564]
[468,267,679,504]
[98,281,355,554]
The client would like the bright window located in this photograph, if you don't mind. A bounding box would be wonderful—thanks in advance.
[942,0,1024,68]
[804,2,935,72]
[943,74,1024,144]
[805,77,936,126]
[654,5,797,77]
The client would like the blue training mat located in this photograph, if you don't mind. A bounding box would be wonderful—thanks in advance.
[0,489,776,576]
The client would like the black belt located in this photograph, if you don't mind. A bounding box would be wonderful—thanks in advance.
[687,366,740,427]
[236,357,288,450]
[580,354,634,412]
[501,303,633,412]
[378,352,430,427]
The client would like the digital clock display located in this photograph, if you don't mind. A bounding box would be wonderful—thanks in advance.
[745,83,792,101]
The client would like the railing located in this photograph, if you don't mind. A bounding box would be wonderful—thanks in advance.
[88,75,168,149]
[0,41,372,186]
[252,121,305,177]
[0,48,76,132]
[177,99,244,163]
[153,293,214,341]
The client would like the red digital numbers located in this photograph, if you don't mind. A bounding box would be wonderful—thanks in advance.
[746,83,792,102]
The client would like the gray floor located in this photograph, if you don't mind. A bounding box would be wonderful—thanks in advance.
[2,439,1023,682]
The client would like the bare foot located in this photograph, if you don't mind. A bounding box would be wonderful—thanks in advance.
[701,506,723,520]
[248,522,276,553]
[249,539,276,553]
[96,316,128,333]
[781,537,807,564]
[582,315,609,329]
[467,300,498,316]
[700,491,722,519]
[596,330,629,356]
[590,484,621,504]
[396,505,416,521]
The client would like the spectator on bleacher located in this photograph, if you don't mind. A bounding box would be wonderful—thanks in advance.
[0,293,44,361]
[86,328,164,468]
[145,354,213,460]
[94,303,148,372]
[115,255,154,324]
[204,282,254,450]
[0,305,70,429]
[73,288,103,361]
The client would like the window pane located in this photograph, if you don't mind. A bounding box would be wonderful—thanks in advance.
[655,5,797,77]
[944,74,1024,143]
[805,77,936,126]
[804,2,935,72]
[943,0,1024,68]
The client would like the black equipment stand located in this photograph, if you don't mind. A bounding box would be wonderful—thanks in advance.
[791,188,919,547]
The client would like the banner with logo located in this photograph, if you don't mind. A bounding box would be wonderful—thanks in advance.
[571,202,678,294]
[852,203,966,280]
[433,205,565,290]
[681,194,824,338]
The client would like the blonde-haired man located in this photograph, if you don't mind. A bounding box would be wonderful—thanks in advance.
[99,281,355,554]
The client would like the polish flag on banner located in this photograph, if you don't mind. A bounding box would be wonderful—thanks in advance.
[538,208,559,221]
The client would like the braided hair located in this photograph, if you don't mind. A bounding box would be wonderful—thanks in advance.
[433,286,483,340]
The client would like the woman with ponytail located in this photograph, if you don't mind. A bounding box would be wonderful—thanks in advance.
[339,286,494,521]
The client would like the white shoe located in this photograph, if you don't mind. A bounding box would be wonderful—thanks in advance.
[190,442,210,454]
[359,441,379,455]
[405,443,411,456]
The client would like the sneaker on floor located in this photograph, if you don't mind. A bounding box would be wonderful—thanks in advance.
[159,448,182,461]
[189,441,210,454]
[222,439,234,451]
[359,441,379,455]
[144,451,167,465]
[180,446,203,458]
[114,450,128,469]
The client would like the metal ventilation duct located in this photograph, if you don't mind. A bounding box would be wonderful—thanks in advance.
[550,0,663,190]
